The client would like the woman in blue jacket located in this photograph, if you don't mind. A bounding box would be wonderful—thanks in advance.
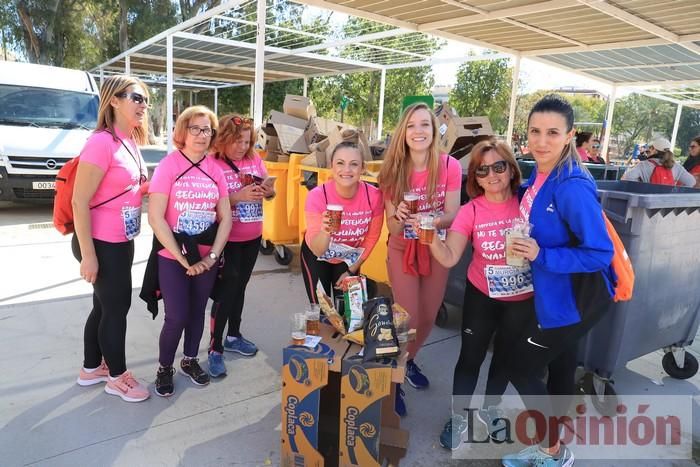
[501,95,615,467]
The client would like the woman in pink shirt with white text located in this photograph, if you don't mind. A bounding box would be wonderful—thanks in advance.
[206,114,275,377]
[72,75,150,402]
[378,103,461,415]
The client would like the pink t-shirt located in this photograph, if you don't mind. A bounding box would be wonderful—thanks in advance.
[210,153,268,242]
[79,129,147,243]
[388,153,462,250]
[519,172,548,221]
[450,196,533,301]
[149,150,228,260]
[305,180,384,264]
[577,147,592,162]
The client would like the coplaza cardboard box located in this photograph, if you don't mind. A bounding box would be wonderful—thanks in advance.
[284,94,317,120]
[281,343,335,467]
[270,110,310,154]
[338,356,392,467]
[440,116,493,159]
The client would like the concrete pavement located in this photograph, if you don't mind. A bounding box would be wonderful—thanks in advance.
[0,205,699,466]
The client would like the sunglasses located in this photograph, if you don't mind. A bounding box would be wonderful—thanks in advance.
[592,144,601,149]
[232,116,252,126]
[475,160,508,178]
[116,91,149,106]
[187,125,215,137]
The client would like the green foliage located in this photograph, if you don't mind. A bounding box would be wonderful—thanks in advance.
[676,108,700,156]
[612,93,675,156]
[449,57,512,134]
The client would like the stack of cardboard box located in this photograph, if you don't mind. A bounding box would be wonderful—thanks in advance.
[256,94,373,167]
[435,103,494,160]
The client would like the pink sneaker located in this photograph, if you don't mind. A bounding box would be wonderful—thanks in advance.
[76,360,110,386]
[104,371,150,402]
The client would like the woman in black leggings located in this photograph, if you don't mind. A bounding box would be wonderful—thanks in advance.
[501,94,615,467]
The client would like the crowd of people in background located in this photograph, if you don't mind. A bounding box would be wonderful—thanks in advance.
[70,74,699,466]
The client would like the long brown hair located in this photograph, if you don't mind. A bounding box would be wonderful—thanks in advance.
[212,114,256,160]
[96,75,149,145]
[466,138,521,199]
[378,103,441,207]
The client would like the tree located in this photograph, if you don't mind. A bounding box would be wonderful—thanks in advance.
[611,93,675,156]
[449,56,513,134]
[676,108,700,156]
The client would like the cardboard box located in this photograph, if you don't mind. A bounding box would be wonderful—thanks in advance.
[270,110,310,154]
[440,116,493,159]
[435,103,459,140]
[305,116,348,146]
[257,123,283,162]
[281,343,335,467]
[325,127,372,168]
[284,94,317,121]
[338,356,392,467]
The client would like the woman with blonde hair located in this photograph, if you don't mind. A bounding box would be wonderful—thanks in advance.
[206,114,275,377]
[72,75,150,402]
[378,102,461,414]
[146,105,232,396]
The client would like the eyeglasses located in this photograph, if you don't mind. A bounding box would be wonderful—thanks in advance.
[475,160,508,178]
[592,144,601,149]
[187,126,215,137]
[232,116,252,126]
[116,92,149,106]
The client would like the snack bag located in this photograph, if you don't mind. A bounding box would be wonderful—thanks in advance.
[342,276,366,333]
[317,282,346,335]
[392,303,411,343]
[343,329,364,346]
[362,297,399,362]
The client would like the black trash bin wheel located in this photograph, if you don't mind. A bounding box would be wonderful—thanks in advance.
[580,372,618,416]
[662,351,699,379]
[260,239,274,255]
[274,245,293,266]
[435,303,449,327]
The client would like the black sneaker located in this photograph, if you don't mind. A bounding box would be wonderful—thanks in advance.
[180,357,210,386]
[155,366,175,397]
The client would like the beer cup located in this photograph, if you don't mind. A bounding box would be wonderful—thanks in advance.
[418,213,436,245]
[505,218,533,267]
[326,204,343,233]
[404,192,419,215]
[306,304,321,336]
[290,313,307,345]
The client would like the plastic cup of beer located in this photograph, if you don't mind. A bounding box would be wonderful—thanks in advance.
[327,204,343,233]
[241,172,255,186]
[306,304,321,336]
[404,192,419,215]
[290,313,307,345]
[418,213,436,245]
[505,218,533,267]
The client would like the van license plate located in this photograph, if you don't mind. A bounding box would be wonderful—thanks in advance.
[32,181,55,190]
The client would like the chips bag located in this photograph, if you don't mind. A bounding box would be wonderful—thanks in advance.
[362,297,399,362]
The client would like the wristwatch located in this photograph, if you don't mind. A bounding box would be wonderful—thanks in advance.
[208,250,218,261]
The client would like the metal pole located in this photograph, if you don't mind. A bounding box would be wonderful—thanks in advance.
[253,0,266,128]
[601,85,617,163]
[670,104,683,151]
[166,35,174,154]
[303,76,308,97]
[214,88,218,115]
[377,68,386,141]
[125,55,130,75]
[506,55,521,146]
[99,68,104,86]
[250,84,254,116]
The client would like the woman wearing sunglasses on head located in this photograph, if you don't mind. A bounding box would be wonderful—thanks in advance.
[301,142,384,304]
[575,131,593,163]
[72,75,150,402]
[378,103,461,415]
[588,138,606,164]
[206,114,275,378]
[429,139,535,450]
[146,105,232,397]
[683,136,700,187]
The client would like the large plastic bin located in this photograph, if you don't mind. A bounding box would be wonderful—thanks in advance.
[580,181,700,386]
[261,159,299,265]
[517,159,624,181]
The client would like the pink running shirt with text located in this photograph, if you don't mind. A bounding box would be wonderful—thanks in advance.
[519,171,548,221]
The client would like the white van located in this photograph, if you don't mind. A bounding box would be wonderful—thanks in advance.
[0,61,98,202]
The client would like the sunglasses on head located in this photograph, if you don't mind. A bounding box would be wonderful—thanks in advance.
[116,91,149,106]
[475,160,508,178]
[232,116,252,126]
[592,144,601,149]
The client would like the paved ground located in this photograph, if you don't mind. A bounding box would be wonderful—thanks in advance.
[0,203,699,466]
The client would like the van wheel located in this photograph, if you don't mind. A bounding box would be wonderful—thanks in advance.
[662,351,698,379]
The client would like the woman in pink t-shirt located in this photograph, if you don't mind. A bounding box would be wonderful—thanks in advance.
[147,106,232,397]
[575,131,593,162]
[72,75,150,402]
[206,114,275,376]
[377,103,461,414]
[302,142,384,302]
[428,139,534,449]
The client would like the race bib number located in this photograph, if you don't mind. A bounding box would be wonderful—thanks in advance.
[122,206,141,240]
[485,264,533,298]
[237,201,263,223]
[318,241,365,267]
[176,209,216,235]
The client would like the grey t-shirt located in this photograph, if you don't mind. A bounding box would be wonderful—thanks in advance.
[621,159,696,187]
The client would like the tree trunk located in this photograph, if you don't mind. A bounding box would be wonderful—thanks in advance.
[119,0,129,52]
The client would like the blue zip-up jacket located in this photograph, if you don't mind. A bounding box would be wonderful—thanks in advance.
[521,163,614,329]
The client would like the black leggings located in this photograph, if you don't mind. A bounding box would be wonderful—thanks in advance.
[453,281,535,407]
[300,239,349,304]
[209,237,261,353]
[72,235,134,377]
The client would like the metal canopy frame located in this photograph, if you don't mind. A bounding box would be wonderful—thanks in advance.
[93,0,700,155]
